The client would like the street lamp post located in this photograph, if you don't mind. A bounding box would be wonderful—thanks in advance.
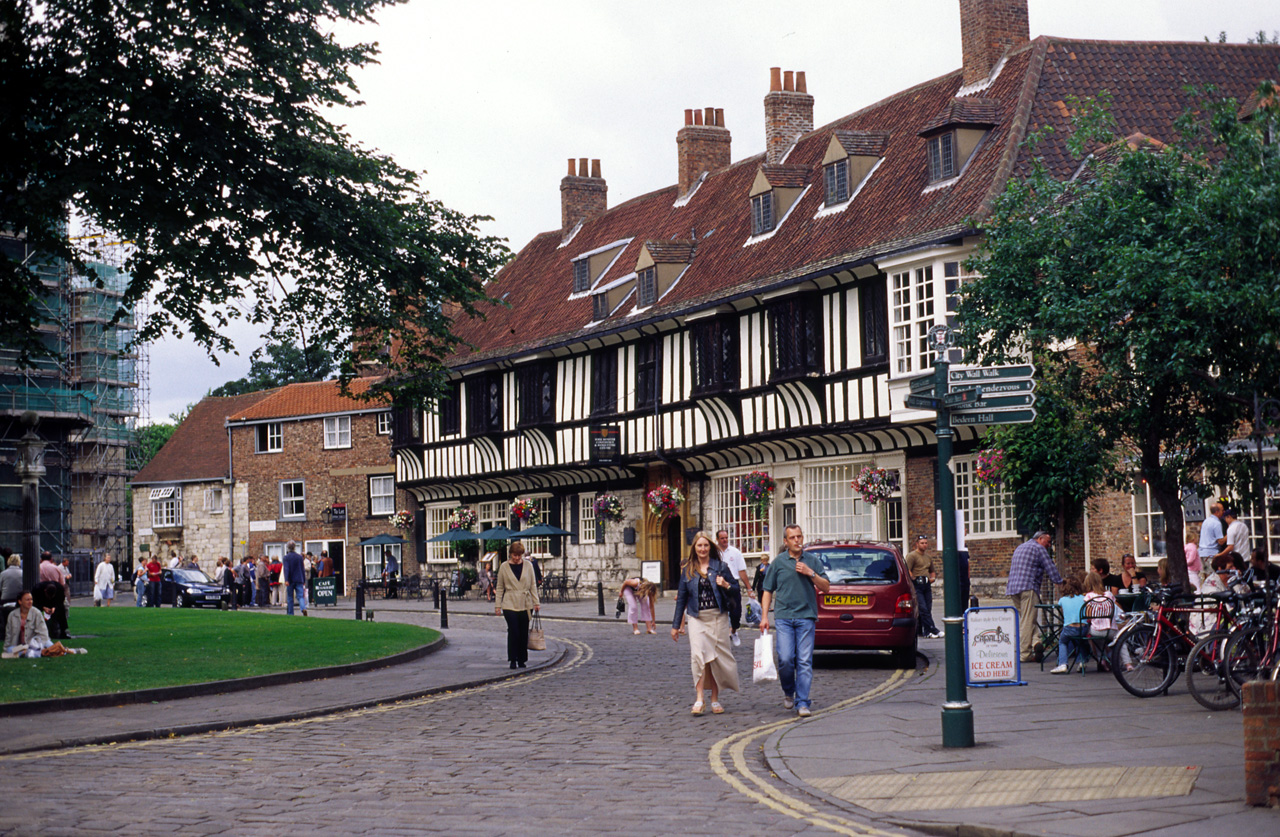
[14,412,47,592]
[1254,386,1280,562]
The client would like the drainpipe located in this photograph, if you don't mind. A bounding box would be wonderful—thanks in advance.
[227,424,235,561]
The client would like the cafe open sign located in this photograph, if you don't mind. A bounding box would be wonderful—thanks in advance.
[589,425,621,464]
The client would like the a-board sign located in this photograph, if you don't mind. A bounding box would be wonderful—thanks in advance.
[310,576,337,607]
[589,425,622,464]
[965,606,1024,686]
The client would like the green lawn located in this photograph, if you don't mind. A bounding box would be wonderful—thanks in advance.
[1,608,439,704]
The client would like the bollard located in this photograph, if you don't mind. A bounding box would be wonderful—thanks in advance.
[597,580,605,616]
[355,583,364,621]
[440,592,448,629]
[433,582,440,610]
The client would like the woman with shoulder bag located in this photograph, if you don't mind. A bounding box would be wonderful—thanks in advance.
[671,530,739,715]
[494,541,540,669]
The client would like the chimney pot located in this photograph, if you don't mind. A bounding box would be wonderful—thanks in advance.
[676,106,732,195]
[561,157,607,230]
[684,108,693,126]
[783,70,794,92]
[796,71,807,94]
[764,69,815,164]
[770,67,782,92]
[567,158,576,176]
[578,157,589,176]
[704,107,715,126]
[590,159,601,178]
[693,109,703,125]
[715,108,725,128]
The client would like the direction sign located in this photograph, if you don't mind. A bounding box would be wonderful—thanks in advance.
[908,375,936,394]
[905,394,940,410]
[951,394,1036,411]
[952,379,1035,396]
[950,409,1037,426]
[942,386,984,407]
[949,364,1035,384]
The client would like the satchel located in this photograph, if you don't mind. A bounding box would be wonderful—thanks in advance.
[527,613,546,651]
[753,631,778,683]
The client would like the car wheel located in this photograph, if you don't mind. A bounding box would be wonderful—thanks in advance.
[181,593,193,608]
[892,638,918,669]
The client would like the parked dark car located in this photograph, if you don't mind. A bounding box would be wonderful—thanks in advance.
[161,567,231,608]
[806,541,918,668]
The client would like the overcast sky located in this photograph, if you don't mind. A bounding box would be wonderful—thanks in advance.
[146,0,1276,422]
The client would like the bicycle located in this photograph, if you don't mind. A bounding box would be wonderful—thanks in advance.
[1110,585,1234,698]
[1222,582,1279,698]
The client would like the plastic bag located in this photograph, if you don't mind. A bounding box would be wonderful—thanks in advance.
[744,598,763,627]
[753,632,778,683]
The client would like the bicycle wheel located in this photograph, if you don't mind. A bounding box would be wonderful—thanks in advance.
[1111,623,1178,697]
[1224,627,1268,698]
[1186,632,1239,711]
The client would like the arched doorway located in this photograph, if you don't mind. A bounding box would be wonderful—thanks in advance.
[665,515,683,589]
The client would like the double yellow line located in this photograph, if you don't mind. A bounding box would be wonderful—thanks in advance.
[709,669,913,837]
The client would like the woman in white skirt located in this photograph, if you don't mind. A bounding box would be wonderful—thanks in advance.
[670,530,739,715]
[94,554,116,606]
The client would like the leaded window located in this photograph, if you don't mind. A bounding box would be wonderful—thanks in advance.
[691,316,739,396]
[825,158,849,205]
[591,349,618,417]
[751,192,774,235]
[927,132,956,182]
[637,267,657,307]
[517,362,556,428]
[636,338,660,411]
[768,294,823,381]
[467,373,503,435]
[860,282,888,365]
[573,259,590,293]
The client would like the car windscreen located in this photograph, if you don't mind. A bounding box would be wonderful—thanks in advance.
[807,549,900,585]
[172,568,214,584]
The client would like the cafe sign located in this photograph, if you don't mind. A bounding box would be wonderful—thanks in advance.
[965,606,1026,687]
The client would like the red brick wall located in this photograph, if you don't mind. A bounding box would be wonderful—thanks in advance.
[560,163,607,231]
[1243,680,1280,807]
[959,0,1030,85]
[677,124,731,195]
[230,412,407,591]
[764,90,814,164]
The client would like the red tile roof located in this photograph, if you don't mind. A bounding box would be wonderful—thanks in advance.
[132,391,272,485]
[832,130,890,157]
[226,377,388,422]
[643,241,696,263]
[920,97,1002,134]
[445,36,1280,368]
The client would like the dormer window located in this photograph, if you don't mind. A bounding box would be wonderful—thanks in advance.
[572,259,590,293]
[637,267,657,307]
[824,159,849,205]
[927,132,956,182]
[751,192,775,235]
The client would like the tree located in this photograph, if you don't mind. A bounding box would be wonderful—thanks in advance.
[1,0,509,408]
[957,85,1280,590]
[210,338,335,397]
[132,406,193,471]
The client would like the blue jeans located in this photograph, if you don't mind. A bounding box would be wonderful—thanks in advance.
[287,582,307,615]
[1058,624,1088,666]
[775,618,817,709]
[135,582,145,607]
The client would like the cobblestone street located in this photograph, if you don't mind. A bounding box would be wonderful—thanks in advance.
[0,612,913,836]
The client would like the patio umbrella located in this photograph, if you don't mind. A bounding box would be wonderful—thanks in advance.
[356,533,407,581]
[477,526,517,540]
[427,528,483,543]
[510,523,573,575]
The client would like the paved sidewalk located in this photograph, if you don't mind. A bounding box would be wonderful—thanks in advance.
[767,648,1274,836]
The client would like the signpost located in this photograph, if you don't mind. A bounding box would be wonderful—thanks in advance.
[913,326,1043,749]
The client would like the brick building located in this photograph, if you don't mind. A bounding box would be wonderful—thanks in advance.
[391,1,1279,594]
[226,378,409,595]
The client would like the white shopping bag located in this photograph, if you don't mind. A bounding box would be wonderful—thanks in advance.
[753,631,778,683]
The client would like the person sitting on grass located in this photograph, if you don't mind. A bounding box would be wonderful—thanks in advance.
[1050,576,1087,674]
[3,591,51,658]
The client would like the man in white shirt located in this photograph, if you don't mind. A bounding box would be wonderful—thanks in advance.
[716,529,751,647]
[1223,508,1250,559]
[1198,504,1227,565]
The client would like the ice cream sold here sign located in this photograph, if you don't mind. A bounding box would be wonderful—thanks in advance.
[965,606,1025,687]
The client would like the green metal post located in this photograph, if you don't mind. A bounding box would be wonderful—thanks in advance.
[936,355,975,748]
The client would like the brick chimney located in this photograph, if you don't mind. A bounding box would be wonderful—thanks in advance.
[677,107,731,196]
[959,0,1029,86]
[561,158,607,231]
[764,68,813,164]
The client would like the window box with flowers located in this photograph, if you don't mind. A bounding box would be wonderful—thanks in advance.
[646,485,684,520]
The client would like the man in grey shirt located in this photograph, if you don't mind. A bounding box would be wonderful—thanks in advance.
[0,555,23,604]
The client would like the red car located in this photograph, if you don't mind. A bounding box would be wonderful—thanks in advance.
[806,541,919,668]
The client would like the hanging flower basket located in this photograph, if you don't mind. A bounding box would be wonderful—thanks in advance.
[739,470,776,519]
[975,448,1005,491]
[448,506,477,530]
[510,497,541,524]
[594,493,625,525]
[646,485,684,519]
[390,510,415,531]
[850,466,898,505]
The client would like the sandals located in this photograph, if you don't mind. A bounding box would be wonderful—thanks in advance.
[633,628,641,635]
[691,701,705,715]
[711,702,725,714]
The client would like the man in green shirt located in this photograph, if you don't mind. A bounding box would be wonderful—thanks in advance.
[760,524,830,717]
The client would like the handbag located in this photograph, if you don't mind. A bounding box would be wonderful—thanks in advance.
[527,613,546,651]
[753,631,778,683]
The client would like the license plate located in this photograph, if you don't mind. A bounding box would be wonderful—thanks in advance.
[825,594,869,606]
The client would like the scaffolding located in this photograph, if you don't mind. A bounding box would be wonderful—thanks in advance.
[0,230,144,557]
